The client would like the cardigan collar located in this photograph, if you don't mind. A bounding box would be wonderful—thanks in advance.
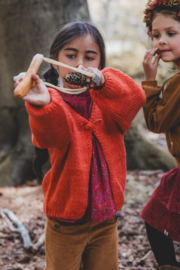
[59,90,92,120]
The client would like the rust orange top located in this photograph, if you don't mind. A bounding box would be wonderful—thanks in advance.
[142,74,180,166]
[26,68,146,220]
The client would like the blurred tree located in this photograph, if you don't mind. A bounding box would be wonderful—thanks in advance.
[0,0,90,186]
[124,122,175,172]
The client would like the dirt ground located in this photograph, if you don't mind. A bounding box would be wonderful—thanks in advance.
[1,169,180,270]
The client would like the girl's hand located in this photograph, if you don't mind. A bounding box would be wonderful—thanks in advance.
[78,65,105,88]
[14,74,50,107]
[143,48,161,81]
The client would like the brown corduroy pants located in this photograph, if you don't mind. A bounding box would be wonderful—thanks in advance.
[45,216,118,270]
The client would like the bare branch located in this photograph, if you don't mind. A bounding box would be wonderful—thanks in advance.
[1,208,44,253]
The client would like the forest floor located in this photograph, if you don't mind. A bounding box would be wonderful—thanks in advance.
[0,132,180,270]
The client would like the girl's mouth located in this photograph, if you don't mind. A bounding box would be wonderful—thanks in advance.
[160,50,170,54]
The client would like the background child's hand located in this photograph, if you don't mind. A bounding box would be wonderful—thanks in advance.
[143,48,161,81]
[14,74,50,107]
[78,65,105,88]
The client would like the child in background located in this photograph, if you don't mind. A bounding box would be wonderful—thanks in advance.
[141,1,180,269]
[15,21,145,270]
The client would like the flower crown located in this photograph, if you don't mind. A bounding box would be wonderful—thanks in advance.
[143,0,180,35]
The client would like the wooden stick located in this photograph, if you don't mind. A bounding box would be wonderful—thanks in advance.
[14,54,44,99]
[43,57,95,78]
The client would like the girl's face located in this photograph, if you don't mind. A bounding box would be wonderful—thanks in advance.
[152,14,180,69]
[53,34,101,89]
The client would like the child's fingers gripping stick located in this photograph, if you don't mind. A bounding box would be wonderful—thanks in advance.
[87,67,105,88]
[22,74,50,107]
[14,54,44,99]
[78,65,105,88]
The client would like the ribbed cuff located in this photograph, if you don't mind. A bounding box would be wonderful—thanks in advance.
[141,81,158,87]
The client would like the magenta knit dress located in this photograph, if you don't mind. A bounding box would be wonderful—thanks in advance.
[141,166,180,241]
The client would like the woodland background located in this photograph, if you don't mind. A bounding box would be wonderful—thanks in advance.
[0,0,179,269]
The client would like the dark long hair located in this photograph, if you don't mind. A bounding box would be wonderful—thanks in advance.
[33,21,106,183]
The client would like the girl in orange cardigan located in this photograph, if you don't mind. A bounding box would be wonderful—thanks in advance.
[15,21,145,270]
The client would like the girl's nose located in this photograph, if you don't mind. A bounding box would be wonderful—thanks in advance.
[75,57,84,68]
[159,37,166,45]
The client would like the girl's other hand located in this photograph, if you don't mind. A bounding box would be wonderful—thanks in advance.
[14,77,23,88]
[143,48,161,81]
[15,74,50,107]
[78,65,105,88]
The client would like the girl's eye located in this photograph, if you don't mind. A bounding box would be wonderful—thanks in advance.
[67,54,76,59]
[86,56,94,61]
[168,32,175,36]
[153,34,160,39]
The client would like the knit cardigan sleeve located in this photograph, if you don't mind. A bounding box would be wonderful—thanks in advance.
[91,68,146,133]
[142,75,180,133]
[25,88,72,149]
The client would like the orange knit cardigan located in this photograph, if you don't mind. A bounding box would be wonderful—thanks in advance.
[26,68,146,220]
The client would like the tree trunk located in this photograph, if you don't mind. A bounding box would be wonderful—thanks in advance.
[0,0,90,186]
[124,122,175,171]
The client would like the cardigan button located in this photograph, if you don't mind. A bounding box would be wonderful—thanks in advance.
[85,124,92,131]
[54,223,60,230]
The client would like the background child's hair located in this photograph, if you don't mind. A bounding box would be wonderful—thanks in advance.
[149,7,179,34]
[33,21,106,183]
[43,21,106,85]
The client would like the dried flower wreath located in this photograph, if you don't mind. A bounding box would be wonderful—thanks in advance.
[143,0,180,35]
